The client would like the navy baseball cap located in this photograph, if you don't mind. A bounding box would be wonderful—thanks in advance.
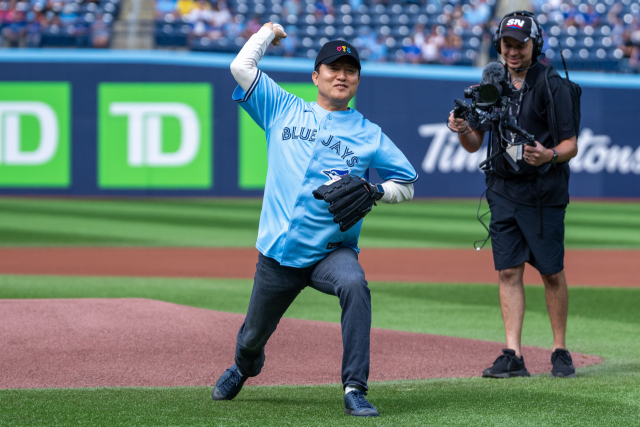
[314,40,361,71]
[498,14,536,43]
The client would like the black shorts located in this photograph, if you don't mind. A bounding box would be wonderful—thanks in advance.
[487,189,566,275]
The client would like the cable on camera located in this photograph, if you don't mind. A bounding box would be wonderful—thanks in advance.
[473,187,492,251]
[474,129,496,251]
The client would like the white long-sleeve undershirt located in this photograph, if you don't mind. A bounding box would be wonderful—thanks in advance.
[380,181,414,204]
[230,27,414,204]
[230,27,274,91]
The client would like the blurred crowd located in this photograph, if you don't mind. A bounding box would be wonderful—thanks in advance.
[156,0,495,65]
[157,0,239,38]
[2,0,640,73]
[153,0,640,71]
[528,0,640,72]
[619,27,640,72]
[350,0,493,65]
[0,0,119,47]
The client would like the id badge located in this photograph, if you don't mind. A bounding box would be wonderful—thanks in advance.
[506,144,523,162]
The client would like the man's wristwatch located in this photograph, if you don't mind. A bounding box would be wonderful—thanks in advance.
[550,149,559,164]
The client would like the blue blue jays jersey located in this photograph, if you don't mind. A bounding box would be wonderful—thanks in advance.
[234,71,418,267]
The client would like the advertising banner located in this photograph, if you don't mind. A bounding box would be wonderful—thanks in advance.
[0,82,70,187]
[0,51,638,198]
[98,83,212,189]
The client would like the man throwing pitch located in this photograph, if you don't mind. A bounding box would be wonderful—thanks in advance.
[211,23,417,417]
[449,11,579,378]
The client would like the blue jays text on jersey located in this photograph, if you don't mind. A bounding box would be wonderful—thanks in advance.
[283,128,360,167]
[234,70,418,268]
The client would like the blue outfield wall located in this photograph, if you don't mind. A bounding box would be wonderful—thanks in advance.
[0,50,639,198]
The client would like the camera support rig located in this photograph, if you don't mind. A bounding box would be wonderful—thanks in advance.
[452,99,536,172]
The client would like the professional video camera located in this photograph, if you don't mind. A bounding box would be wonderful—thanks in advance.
[449,62,536,172]
[462,79,507,110]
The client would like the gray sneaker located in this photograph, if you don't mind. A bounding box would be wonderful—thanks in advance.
[212,364,247,401]
[344,390,379,417]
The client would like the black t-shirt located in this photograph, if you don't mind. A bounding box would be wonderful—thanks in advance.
[469,63,576,207]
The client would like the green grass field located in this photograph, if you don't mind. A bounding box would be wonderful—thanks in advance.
[1,197,639,426]
[1,197,640,248]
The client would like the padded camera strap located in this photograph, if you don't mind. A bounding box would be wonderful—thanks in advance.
[544,66,559,147]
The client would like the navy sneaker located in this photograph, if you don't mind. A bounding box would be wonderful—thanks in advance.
[212,364,247,401]
[482,349,531,378]
[344,390,379,417]
[551,349,577,378]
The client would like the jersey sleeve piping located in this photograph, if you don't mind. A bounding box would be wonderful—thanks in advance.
[235,70,263,103]
[387,174,419,184]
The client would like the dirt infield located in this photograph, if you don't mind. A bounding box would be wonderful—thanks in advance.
[0,247,637,286]
[0,298,602,389]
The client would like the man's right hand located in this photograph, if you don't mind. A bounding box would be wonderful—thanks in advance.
[448,112,468,134]
[448,112,484,153]
[262,22,287,46]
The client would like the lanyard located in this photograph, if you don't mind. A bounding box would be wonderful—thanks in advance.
[507,76,526,125]
[506,73,526,143]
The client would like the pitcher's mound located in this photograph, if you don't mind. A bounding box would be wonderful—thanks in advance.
[0,299,602,389]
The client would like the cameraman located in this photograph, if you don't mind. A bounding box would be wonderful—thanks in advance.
[448,11,578,378]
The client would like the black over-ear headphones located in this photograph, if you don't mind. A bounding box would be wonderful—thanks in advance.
[493,10,544,59]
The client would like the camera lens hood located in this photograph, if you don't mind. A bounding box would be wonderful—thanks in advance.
[478,83,501,105]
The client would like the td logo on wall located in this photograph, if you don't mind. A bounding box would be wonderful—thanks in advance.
[98,83,212,188]
[0,83,70,187]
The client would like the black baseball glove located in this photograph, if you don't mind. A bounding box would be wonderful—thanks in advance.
[313,174,384,232]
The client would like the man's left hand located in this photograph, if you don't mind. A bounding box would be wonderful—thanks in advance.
[313,174,383,232]
[523,141,553,166]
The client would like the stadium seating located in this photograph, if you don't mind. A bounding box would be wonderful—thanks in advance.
[532,0,636,72]
[1,0,637,72]
[153,0,638,71]
[159,0,496,66]
[0,0,121,48]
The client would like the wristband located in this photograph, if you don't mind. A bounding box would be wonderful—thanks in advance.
[550,149,558,164]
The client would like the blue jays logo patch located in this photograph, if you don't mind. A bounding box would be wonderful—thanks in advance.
[322,169,350,184]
